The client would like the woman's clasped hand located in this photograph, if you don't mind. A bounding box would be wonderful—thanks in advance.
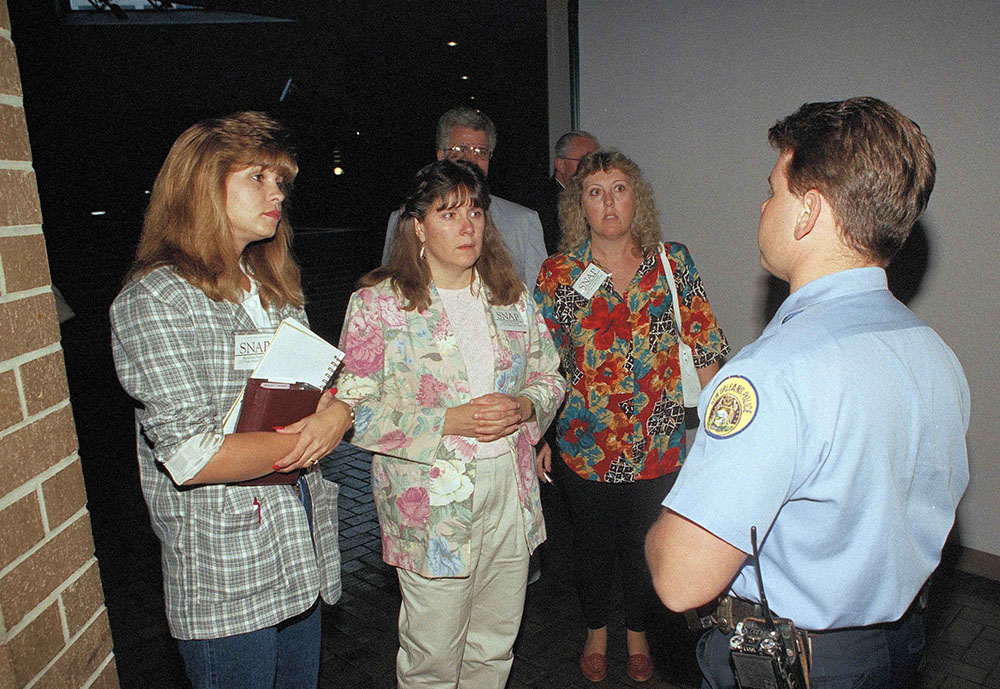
[445,392,533,441]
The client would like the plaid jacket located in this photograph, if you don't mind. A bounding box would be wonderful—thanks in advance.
[110,266,341,640]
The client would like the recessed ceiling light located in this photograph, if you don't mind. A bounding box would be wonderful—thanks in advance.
[446,41,458,47]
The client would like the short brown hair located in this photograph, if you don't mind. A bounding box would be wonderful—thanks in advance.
[361,160,524,311]
[768,97,935,265]
[559,149,661,254]
[126,111,303,308]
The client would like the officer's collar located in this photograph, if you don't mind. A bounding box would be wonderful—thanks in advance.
[768,267,888,328]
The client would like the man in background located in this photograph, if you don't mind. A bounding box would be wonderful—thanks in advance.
[382,107,547,288]
[537,131,599,255]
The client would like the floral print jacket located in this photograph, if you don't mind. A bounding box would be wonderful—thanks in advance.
[335,278,566,578]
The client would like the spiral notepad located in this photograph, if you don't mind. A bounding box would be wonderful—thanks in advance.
[252,318,344,389]
[222,318,344,434]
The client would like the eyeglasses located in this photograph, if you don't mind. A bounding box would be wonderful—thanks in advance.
[443,144,493,160]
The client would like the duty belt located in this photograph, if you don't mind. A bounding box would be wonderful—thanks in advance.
[688,581,930,636]
[685,595,763,634]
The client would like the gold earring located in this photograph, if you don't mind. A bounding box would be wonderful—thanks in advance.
[419,243,426,260]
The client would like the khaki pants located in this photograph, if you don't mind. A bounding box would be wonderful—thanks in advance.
[396,452,530,689]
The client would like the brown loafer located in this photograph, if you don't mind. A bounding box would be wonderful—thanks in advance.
[627,653,654,682]
[580,652,607,682]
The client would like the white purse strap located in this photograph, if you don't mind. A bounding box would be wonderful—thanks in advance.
[658,243,684,336]
[658,243,702,407]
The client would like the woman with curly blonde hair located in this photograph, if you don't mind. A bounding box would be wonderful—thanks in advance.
[557,150,662,254]
[533,149,730,682]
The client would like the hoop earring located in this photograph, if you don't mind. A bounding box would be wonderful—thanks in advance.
[419,243,426,260]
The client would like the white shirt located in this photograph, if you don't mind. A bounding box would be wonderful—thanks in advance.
[437,284,509,458]
[240,273,272,330]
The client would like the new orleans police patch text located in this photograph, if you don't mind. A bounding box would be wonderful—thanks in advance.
[704,375,758,439]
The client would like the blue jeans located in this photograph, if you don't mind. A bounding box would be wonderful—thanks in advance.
[697,610,925,689]
[177,598,321,689]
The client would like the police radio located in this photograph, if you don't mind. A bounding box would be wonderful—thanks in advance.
[729,527,811,689]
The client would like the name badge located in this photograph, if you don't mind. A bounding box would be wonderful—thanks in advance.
[233,330,274,371]
[573,263,609,299]
[492,307,528,332]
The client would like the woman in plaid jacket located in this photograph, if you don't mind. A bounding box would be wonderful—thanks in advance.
[110,112,352,689]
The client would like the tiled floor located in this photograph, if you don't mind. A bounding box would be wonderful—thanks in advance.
[919,569,1000,689]
[317,444,702,689]
[103,442,1000,688]
[316,444,1000,689]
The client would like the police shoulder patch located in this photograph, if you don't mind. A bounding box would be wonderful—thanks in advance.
[704,375,758,439]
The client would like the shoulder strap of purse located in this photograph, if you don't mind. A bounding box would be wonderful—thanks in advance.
[658,242,685,336]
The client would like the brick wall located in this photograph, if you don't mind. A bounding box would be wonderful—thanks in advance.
[0,2,119,687]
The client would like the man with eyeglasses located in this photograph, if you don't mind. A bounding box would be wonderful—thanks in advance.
[382,107,548,287]
[537,131,599,255]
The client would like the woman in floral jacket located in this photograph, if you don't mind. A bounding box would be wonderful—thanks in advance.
[533,150,730,683]
[335,160,565,688]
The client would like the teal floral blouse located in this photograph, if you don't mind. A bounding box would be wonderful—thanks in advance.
[533,240,729,482]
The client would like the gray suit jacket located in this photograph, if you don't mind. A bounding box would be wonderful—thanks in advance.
[382,194,548,288]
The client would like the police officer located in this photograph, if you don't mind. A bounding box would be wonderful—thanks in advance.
[645,97,970,689]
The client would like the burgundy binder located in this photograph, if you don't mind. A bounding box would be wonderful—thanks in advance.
[234,378,322,486]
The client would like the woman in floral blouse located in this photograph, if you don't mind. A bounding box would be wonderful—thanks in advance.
[335,160,565,688]
[533,150,729,683]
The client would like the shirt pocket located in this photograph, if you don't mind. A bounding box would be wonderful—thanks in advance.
[185,505,283,603]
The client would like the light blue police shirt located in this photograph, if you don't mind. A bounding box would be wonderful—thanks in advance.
[663,267,969,630]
